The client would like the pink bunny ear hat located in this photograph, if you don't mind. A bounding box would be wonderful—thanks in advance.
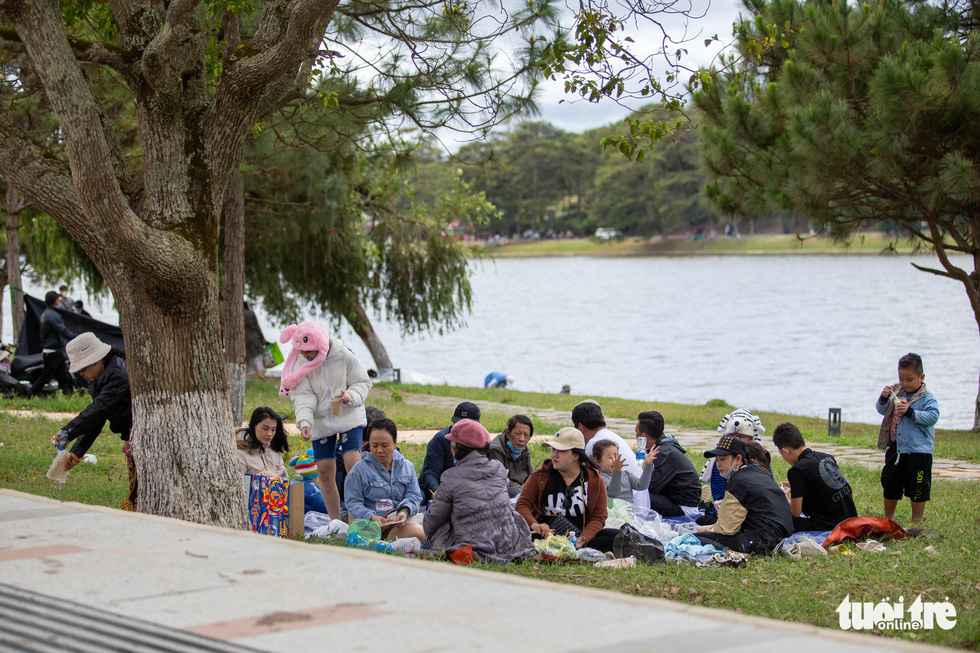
[278,321,330,397]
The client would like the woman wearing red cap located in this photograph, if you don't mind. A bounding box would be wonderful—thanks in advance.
[423,419,534,562]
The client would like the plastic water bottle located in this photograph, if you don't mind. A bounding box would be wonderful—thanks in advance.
[636,436,647,462]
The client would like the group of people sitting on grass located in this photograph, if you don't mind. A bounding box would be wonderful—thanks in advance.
[231,322,938,563]
[47,320,934,564]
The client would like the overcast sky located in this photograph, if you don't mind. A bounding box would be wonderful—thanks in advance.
[504,0,746,135]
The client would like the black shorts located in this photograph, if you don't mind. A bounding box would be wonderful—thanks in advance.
[881,445,932,502]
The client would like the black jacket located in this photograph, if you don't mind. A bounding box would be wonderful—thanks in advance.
[40,306,76,351]
[419,426,454,495]
[63,352,132,457]
[647,435,701,508]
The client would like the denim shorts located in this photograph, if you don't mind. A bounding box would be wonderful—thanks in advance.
[311,426,364,461]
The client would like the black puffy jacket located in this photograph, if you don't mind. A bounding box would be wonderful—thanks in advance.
[63,352,132,457]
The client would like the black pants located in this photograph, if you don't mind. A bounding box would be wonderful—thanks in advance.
[648,493,685,518]
[694,531,779,555]
[32,352,75,395]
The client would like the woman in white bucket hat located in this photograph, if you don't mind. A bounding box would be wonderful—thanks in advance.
[50,332,137,510]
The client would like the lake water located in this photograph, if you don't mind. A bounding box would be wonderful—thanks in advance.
[7,254,977,428]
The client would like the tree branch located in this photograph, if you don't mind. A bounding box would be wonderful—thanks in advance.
[0,0,197,285]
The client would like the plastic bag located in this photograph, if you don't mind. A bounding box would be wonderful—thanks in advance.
[605,499,678,542]
[345,519,395,553]
[612,523,665,564]
[347,518,383,542]
[575,547,607,563]
[533,534,577,559]
[779,536,828,560]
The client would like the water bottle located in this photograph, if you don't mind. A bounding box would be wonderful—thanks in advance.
[636,436,647,462]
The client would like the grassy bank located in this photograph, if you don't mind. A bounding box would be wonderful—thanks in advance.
[389,383,980,464]
[2,381,978,649]
[478,233,923,258]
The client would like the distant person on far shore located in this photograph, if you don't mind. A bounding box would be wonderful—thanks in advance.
[875,352,939,525]
[484,371,514,388]
[560,384,571,395]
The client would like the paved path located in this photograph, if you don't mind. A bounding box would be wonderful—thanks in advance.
[0,490,954,652]
[394,392,980,481]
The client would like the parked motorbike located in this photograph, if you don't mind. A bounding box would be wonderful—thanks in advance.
[0,344,49,396]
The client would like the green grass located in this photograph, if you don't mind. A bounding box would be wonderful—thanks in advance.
[479,233,924,258]
[388,383,980,463]
[4,382,978,649]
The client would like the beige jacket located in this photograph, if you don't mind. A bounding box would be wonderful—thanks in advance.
[236,430,287,479]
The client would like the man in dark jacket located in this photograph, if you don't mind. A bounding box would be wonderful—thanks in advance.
[53,332,136,510]
[637,410,701,517]
[31,290,77,396]
[695,435,794,554]
[487,414,534,497]
[419,402,480,501]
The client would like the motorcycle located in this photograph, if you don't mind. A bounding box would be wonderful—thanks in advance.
[0,344,51,396]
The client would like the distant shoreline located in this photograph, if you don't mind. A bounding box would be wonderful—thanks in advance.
[470,233,926,258]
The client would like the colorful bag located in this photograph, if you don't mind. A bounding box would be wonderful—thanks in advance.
[262,342,284,369]
[248,474,290,538]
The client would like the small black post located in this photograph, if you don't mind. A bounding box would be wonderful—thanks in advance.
[828,408,842,436]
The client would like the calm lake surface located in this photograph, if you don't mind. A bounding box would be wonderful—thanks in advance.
[322,254,979,429]
[8,254,976,428]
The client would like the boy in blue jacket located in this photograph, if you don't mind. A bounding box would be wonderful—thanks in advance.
[876,352,940,525]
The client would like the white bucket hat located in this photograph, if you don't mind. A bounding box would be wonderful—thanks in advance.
[66,332,111,373]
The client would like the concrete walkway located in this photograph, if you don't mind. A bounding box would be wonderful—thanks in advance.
[0,490,954,652]
[394,392,980,481]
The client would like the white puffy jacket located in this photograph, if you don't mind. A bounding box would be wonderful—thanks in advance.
[290,338,372,439]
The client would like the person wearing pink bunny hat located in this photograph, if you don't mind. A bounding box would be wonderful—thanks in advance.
[279,321,372,521]
[422,419,535,562]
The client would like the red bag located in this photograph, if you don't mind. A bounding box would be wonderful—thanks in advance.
[822,517,906,547]
[448,545,474,565]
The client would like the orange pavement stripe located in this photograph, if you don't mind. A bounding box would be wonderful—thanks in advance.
[185,603,390,640]
[0,544,89,562]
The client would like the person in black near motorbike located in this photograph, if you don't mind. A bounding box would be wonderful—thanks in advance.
[31,291,77,396]
[52,332,137,511]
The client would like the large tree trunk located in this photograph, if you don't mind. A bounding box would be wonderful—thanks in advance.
[223,174,246,423]
[0,0,337,527]
[6,183,25,342]
[346,297,393,372]
[118,276,246,525]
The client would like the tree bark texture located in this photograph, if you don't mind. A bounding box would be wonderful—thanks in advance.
[3,181,26,342]
[347,297,393,372]
[0,0,340,524]
[223,174,247,423]
[5,184,25,342]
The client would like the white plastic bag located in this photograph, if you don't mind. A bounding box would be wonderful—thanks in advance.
[605,499,678,542]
